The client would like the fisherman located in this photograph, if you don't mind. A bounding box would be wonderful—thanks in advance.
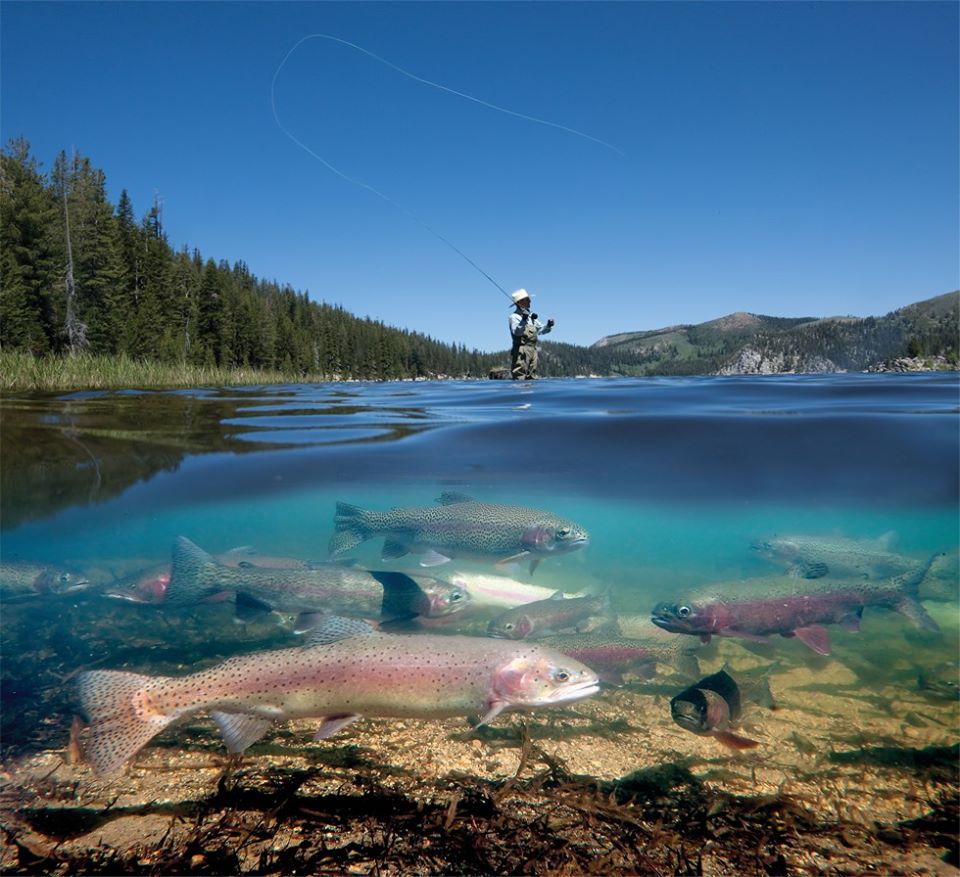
[509,289,555,379]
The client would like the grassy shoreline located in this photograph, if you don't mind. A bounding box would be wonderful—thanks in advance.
[0,351,341,393]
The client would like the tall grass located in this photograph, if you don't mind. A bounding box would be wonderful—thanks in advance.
[0,351,334,393]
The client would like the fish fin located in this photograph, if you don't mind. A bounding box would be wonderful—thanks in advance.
[549,590,565,600]
[791,625,831,655]
[419,549,452,567]
[799,561,829,579]
[328,502,370,556]
[328,530,365,557]
[234,591,273,623]
[694,670,743,716]
[314,713,362,740]
[896,596,940,633]
[497,551,530,567]
[301,615,380,646]
[529,557,542,576]
[166,536,222,605]
[435,491,475,505]
[369,570,429,619]
[75,670,174,776]
[292,612,329,635]
[381,539,411,560]
[476,702,507,727]
[210,711,274,754]
[712,730,760,750]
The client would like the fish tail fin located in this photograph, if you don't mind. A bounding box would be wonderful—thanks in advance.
[167,536,222,604]
[895,553,942,632]
[328,502,372,556]
[75,670,175,775]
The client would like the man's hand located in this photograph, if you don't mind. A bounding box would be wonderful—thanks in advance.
[530,313,538,320]
[546,318,556,327]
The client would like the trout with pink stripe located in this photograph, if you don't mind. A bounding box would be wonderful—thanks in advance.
[651,555,940,655]
[75,617,600,776]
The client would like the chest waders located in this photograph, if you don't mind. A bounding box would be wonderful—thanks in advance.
[511,319,540,380]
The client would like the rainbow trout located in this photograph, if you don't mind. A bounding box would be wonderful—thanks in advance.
[0,562,90,600]
[752,532,932,580]
[329,492,589,574]
[670,670,759,750]
[487,591,612,639]
[543,626,701,684]
[75,616,600,776]
[651,556,940,655]
[164,536,470,625]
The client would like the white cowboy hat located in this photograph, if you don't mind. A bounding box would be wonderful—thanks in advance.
[511,289,533,305]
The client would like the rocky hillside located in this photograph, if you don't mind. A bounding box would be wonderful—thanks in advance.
[592,291,959,375]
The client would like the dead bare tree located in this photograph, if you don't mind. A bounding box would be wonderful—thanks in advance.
[61,158,87,355]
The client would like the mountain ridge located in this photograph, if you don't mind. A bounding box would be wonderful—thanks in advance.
[583,291,959,375]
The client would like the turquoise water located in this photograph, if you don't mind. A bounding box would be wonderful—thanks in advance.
[3,374,957,589]
[1,374,957,758]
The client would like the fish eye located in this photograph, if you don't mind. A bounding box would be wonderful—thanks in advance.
[677,605,691,618]
[504,622,514,631]
[557,527,571,538]
[450,591,463,602]
[554,669,570,682]
[59,574,71,584]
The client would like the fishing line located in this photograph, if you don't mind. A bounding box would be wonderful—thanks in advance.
[270,33,622,300]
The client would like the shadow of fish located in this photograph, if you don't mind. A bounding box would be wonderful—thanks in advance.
[651,555,940,656]
[670,669,760,750]
[328,492,589,575]
[74,615,600,776]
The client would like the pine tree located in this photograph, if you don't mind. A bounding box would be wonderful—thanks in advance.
[0,138,59,352]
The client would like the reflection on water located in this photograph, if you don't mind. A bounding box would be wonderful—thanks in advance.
[3,374,957,531]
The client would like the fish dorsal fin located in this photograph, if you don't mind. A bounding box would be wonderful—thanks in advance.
[549,590,565,600]
[695,669,742,716]
[436,491,475,506]
[302,615,380,646]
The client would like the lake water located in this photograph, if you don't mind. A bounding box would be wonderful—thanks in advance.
[1,374,958,871]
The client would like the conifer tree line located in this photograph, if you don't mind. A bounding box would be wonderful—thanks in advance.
[1,138,531,380]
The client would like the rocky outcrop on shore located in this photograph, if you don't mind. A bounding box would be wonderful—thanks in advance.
[866,355,959,373]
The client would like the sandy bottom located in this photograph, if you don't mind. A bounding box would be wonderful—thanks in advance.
[0,595,957,875]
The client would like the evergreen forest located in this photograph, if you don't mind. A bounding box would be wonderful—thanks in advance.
[1,139,955,384]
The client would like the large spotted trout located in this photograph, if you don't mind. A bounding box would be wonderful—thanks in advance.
[329,492,589,574]
[75,617,600,776]
[162,536,469,626]
[651,556,940,655]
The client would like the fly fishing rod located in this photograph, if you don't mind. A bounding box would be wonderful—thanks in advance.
[270,33,622,302]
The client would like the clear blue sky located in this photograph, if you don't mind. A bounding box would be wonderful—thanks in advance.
[3,2,957,351]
